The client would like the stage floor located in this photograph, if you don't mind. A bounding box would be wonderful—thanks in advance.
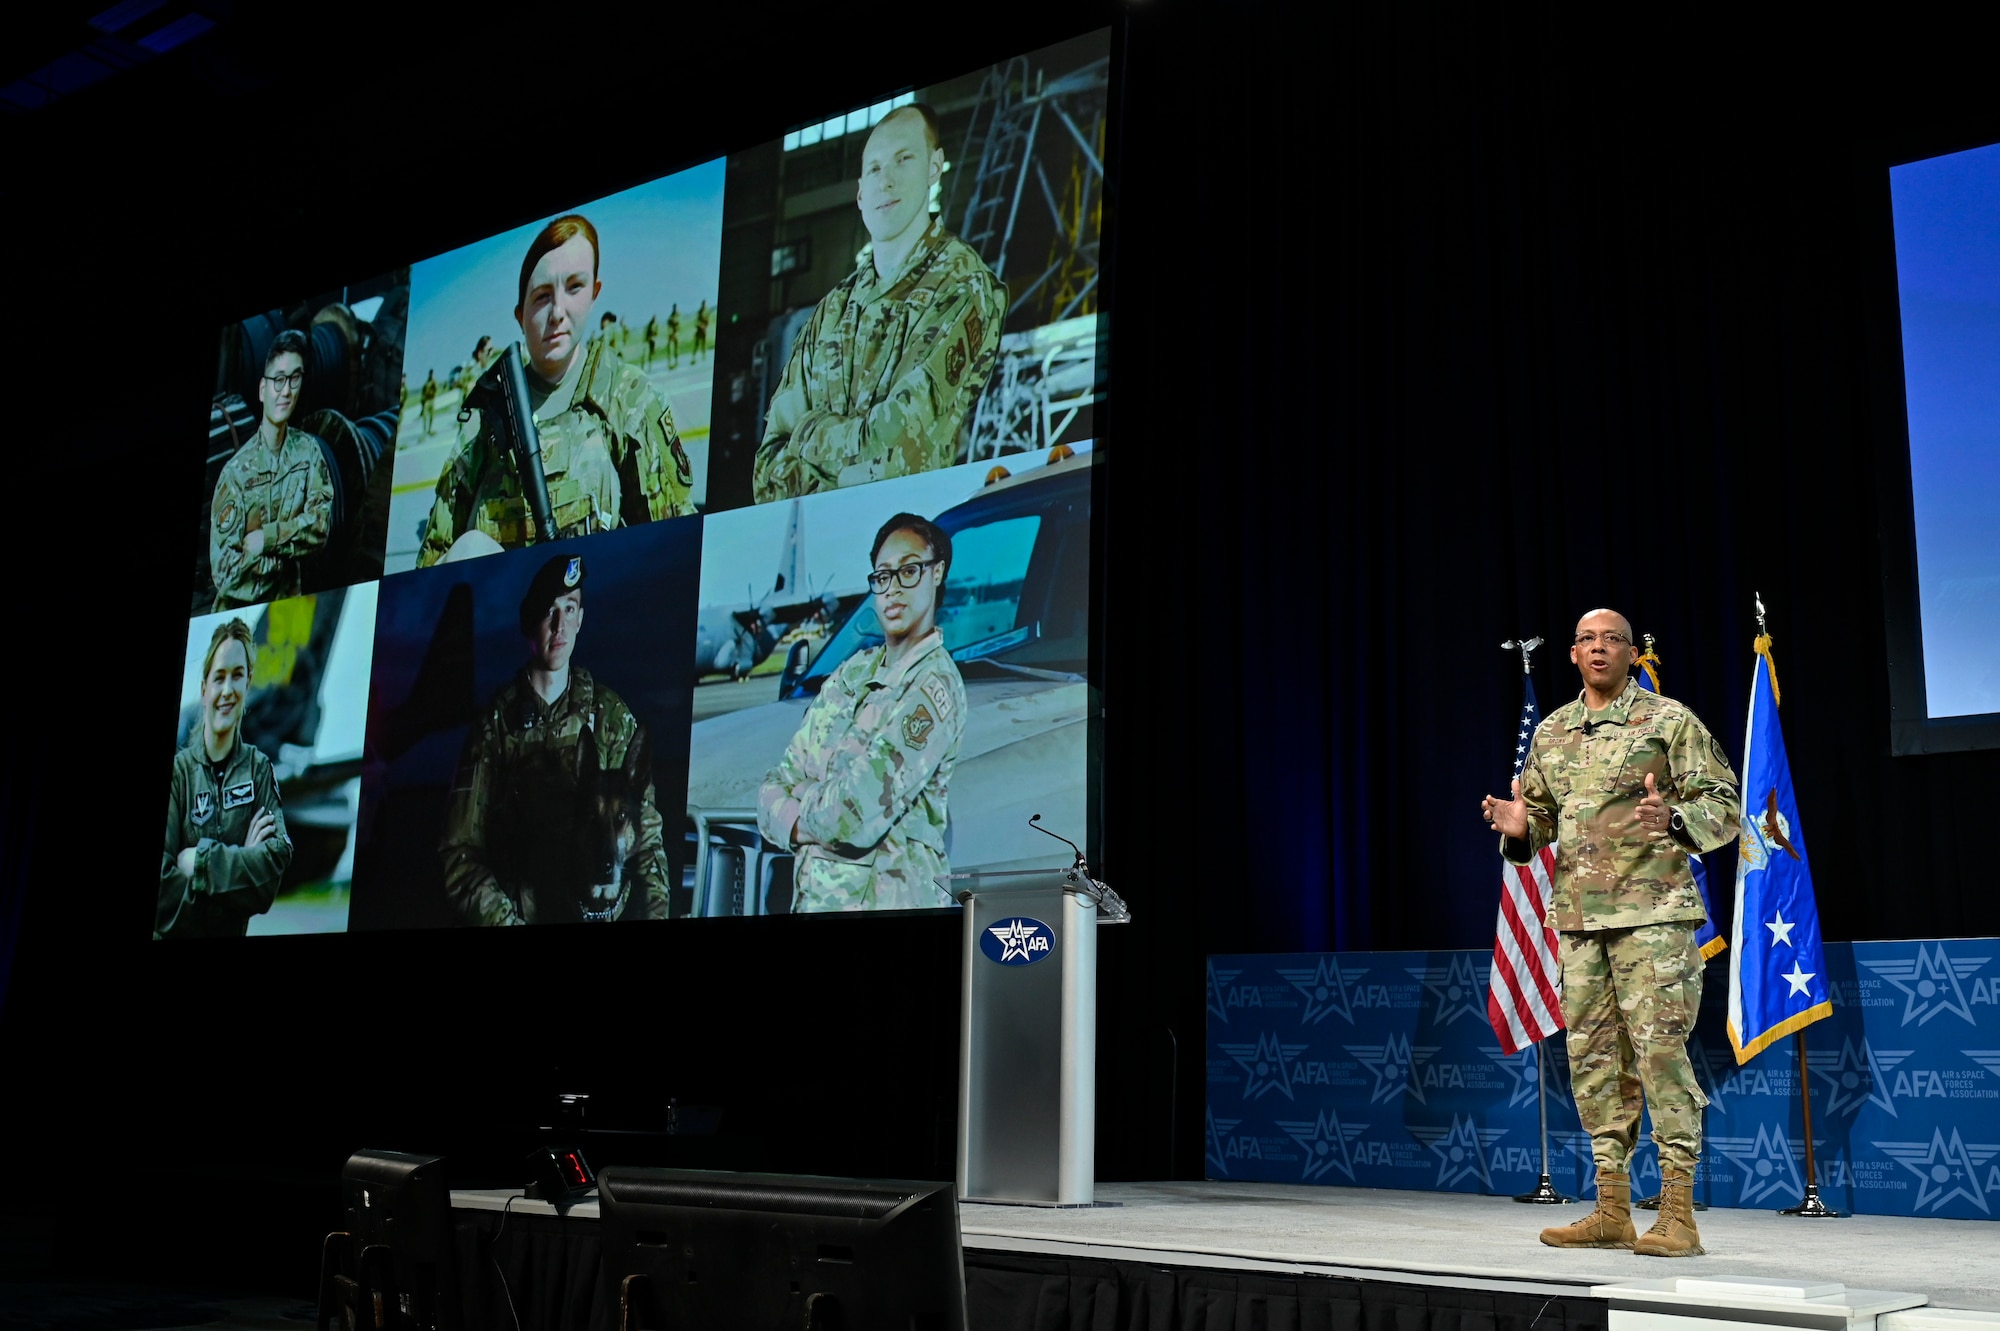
[960,1181,2000,1312]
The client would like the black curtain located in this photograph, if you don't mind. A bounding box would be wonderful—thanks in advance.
[1100,1,2000,962]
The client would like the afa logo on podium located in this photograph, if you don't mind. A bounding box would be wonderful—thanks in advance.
[1206,939,2000,1220]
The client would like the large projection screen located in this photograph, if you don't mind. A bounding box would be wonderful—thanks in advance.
[1883,138,2000,753]
[158,28,1111,938]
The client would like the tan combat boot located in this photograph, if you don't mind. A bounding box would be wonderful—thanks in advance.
[1539,1172,1636,1249]
[1633,1170,1704,1257]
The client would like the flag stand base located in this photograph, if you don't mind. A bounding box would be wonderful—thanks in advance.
[1513,1175,1571,1204]
[1778,1185,1844,1218]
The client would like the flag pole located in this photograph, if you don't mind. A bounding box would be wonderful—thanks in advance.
[1779,1031,1841,1217]
[1513,1034,1569,1204]
[1501,635,1569,1206]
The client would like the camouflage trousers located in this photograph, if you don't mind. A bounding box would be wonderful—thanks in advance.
[1558,923,1708,1177]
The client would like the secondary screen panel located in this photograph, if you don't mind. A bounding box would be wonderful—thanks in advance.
[1890,140,2000,721]
[158,28,1109,936]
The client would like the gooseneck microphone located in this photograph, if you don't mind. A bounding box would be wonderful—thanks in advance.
[1028,812,1088,873]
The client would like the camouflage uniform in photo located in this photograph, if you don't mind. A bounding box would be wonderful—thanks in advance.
[417,336,693,567]
[758,628,966,911]
[752,222,1006,502]
[159,736,292,939]
[209,428,335,610]
[440,667,670,925]
[1504,678,1741,1177]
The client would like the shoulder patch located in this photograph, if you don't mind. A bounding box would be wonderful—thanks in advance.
[1709,734,1732,768]
[945,339,967,387]
[903,702,936,749]
[665,412,692,487]
[920,674,957,724]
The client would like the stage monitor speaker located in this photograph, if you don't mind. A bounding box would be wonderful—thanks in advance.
[324,1148,461,1331]
[597,1167,964,1331]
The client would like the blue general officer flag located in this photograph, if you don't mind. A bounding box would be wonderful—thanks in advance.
[1631,642,1724,960]
[1727,635,1833,1062]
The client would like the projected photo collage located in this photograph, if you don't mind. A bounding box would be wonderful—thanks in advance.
[158,29,1110,939]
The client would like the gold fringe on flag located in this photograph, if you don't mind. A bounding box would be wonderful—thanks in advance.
[1754,633,1781,707]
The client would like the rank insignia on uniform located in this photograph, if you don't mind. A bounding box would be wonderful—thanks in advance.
[904,703,936,749]
[563,557,581,588]
[222,781,257,810]
[191,791,214,825]
[946,340,967,387]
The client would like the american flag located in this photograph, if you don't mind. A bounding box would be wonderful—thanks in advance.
[1486,671,1564,1055]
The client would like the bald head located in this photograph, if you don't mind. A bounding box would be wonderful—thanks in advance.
[1576,608,1633,641]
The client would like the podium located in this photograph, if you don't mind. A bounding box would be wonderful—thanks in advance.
[946,867,1128,1206]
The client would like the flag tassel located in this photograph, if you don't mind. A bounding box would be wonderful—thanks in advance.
[1778,1031,1844,1218]
[1513,1036,1571,1205]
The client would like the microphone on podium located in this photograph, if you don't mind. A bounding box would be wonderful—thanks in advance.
[1029,814,1130,922]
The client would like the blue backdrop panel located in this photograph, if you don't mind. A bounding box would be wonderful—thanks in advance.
[1205,939,2000,1221]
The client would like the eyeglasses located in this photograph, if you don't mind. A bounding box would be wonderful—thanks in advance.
[264,369,305,391]
[1574,631,1631,647]
[866,559,941,593]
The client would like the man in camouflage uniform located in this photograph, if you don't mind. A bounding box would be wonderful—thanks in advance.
[439,554,670,924]
[752,105,1006,502]
[417,213,694,567]
[759,513,966,910]
[1484,608,1740,1258]
[210,330,335,610]
[160,618,291,939]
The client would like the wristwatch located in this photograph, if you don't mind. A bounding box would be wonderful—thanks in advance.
[1668,809,1687,838]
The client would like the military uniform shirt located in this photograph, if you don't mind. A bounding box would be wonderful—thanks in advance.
[1505,678,1742,931]
[417,336,693,566]
[440,667,670,925]
[159,736,291,939]
[758,629,967,911]
[210,427,335,610]
[753,222,1006,502]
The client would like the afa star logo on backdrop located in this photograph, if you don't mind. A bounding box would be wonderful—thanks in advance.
[1550,1131,1597,1191]
[1688,1035,1736,1115]
[1861,944,1989,1028]
[1275,956,1367,1025]
[1808,1038,1912,1119]
[1410,1116,1507,1189]
[1872,1128,2000,1214]
[1408,954,1486,1026]
[1206,960,1244,1025]
[1203,1109,1242,1177]
[1476,1044,1546,1110]
[1218,1032,1310,1100]
[1711,1124,1808,1207]
[1346,1034,1441,1105]
[1273,1109,1369,1183]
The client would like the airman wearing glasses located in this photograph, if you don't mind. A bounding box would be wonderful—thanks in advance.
[757,512,967,911]
[1481,607,1740,1258]
[210,329,336,611]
